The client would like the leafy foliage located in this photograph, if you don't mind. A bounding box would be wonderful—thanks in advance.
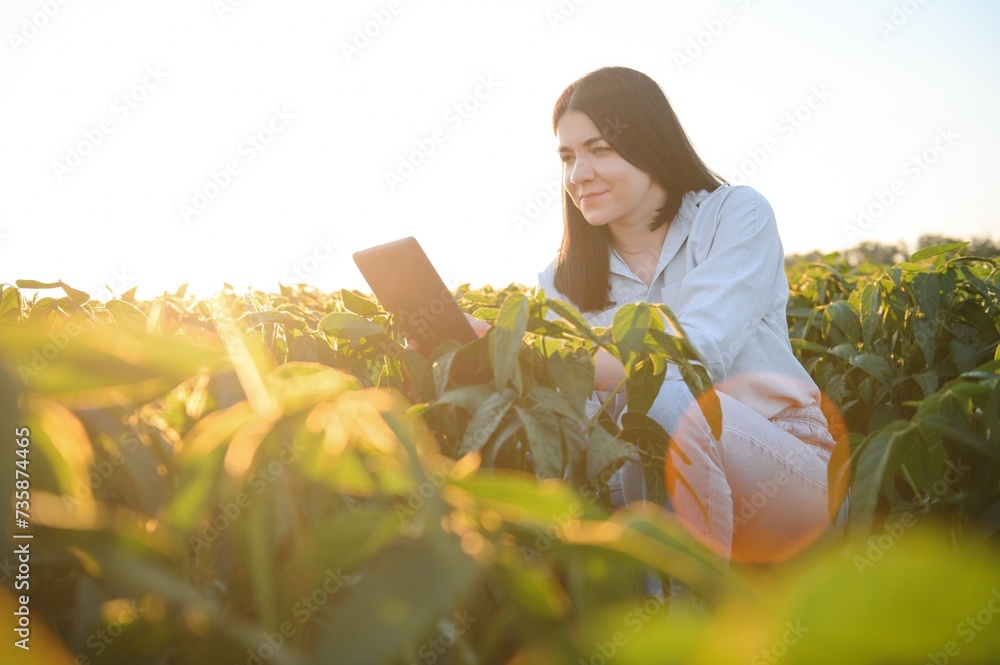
[0,242,998,663]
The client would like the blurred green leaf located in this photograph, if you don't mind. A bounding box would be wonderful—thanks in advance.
[106,299,149,332]
[515,403,563,479]
[340,289,379,317]
[319,312,384,339]
[460,388,517,454]
[490,292,528,391]
[911,241,968,262]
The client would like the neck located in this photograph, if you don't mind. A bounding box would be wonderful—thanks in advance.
[609,218,668,256]
[609,221,669,287]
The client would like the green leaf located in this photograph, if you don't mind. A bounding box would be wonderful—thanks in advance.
[0,286,22,321]
[540,296,602,344]
[912,369,939,397]
[920,414,1000,464]
[950,339,980,373]
[340,288,379,317]
[850,422,914,532]
[622,355,666,417]
[586,423,639,481]
[911,317,936,368]
[289,334,319,362]
[435,384,495,412]
[471,307,499,321]
[613,303,652,370]
[528,386,584,422]
[490,292,528,391]
[310,534,477,665]
[15,279,61,289]
[850,353,893,385]
[515,403,564,479]
[912,273,940,324]
[106,299,149,332]
[237,310,307,330]
[319,311,385,339]
[910,241,968,262]
[460,387,517,454]
[826,300,862,342]
[545,346,595,416]
[790,338,829,354]
[461,292,495,305]
[859,283,881,350]
[60,282,91,304]
[0,325,224,404]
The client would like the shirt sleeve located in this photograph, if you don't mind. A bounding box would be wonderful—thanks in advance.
[536,260,571,323]
[669,186,786,384]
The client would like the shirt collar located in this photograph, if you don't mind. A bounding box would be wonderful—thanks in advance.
[609,188,713,281]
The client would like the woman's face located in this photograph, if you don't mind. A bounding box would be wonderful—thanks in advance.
[556,110,667,233]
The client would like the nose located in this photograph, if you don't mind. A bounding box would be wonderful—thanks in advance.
[568,155,595,185]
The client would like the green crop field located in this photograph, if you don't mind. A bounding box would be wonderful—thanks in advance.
[1,242,998,664]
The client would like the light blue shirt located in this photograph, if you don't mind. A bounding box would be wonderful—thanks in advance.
[536,185,820,419]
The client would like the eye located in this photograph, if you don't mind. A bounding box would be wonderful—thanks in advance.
[592,145,612,155]
[559,153,575,164]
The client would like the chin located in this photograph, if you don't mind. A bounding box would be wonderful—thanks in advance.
[582,213,611,227]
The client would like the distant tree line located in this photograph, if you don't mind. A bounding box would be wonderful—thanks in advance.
[785,234,1000,268]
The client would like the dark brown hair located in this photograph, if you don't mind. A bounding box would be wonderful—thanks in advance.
[551,67,723,312]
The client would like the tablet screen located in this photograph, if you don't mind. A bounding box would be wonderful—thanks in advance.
[352,237,477,355]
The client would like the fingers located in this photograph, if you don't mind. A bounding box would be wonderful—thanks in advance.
[464,312,491,338]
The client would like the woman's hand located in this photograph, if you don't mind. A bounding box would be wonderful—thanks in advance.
[403,312,490,355]
[465,312,491,338]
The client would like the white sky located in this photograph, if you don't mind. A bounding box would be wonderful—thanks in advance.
[1,0,998,300]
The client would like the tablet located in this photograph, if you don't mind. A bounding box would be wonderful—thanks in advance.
[352,237,478,354]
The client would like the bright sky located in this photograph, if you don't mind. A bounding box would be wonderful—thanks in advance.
[2,0,998,300]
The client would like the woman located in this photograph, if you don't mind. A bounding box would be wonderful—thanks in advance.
[536,66,838,564]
